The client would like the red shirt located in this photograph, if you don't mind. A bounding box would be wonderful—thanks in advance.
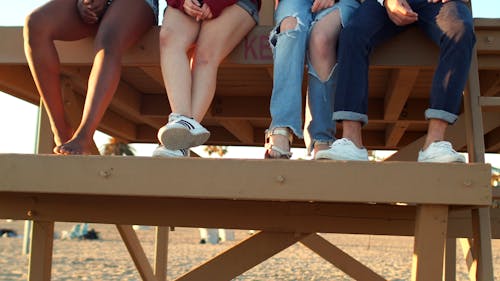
[167,0,261,19]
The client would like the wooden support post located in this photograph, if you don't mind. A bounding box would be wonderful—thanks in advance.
[300,233,386,281]
[412,205,448,281]
[116,225,157,281]
[471,208,494,281]
[28,221,54,281]
[443,238,456,281]
[463,44,494,281]
[175,231,310,281]
[155,226,169,281]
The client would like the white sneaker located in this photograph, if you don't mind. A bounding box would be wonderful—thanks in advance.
[417,141,466,163]
[157,114,210,150]
[315,138,369,161]
[152,146,190,158]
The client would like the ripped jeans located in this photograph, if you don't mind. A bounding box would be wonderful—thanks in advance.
[268,0,360,153]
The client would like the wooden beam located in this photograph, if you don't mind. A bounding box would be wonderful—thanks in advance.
[175,231,310,281]
[384,69,419,120]
[116,225,157,281]
[0,65,39,104]
[300,234,386,281]
[385,121,410,147]
[479,96,500,109]
[479,70,500,96]
[0,154,492,205]
[217,119,254,144]
[141,66,165,88]
[411,205,448,281]
[60,66,164,129]
[485,126,500,152]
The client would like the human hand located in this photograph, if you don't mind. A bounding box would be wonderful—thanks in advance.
[311,0,335,13]
[86,0,108,18]
[77,0,99,24]
[196,4,213,21]
[183,0,204,20]
[384,0,418,26]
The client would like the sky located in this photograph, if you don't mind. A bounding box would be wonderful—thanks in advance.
[0,0,499,164]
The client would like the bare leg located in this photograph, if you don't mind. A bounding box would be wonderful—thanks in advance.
[423,119,448,149]
[57,0,156,154]
[309,9,341,156]
[309,9,341,81]
[24,0,97,149]
[341,120,364,148]
[160,8,200,118]
[190,5,256,121]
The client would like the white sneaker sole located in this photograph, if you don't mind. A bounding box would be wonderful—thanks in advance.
[159,126,210,150]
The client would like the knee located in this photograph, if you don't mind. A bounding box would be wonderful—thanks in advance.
[94,28,122,54]
[193,46,220,68]
[309,28,338,58]
[280,16,298,33]
[159,25,174,50]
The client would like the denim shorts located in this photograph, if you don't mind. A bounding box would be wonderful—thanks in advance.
[237,0,260,24]
[144,0,159,23]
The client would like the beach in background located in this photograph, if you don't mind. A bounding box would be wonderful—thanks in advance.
[1,219,499,280]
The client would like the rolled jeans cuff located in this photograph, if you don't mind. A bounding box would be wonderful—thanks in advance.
[332,111,368,126]
[424,109,458,124]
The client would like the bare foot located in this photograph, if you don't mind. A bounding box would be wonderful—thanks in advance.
[54,136,93,155]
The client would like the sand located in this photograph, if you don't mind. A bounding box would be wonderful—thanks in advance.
[1,219,499,280]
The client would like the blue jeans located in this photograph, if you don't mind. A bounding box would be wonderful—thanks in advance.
[333,0,475,125]
[268,0,360,151]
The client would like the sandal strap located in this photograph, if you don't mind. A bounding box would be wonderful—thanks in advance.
[265,144,293,158]
[265,128,293,145]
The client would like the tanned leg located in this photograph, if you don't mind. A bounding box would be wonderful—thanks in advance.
[24,0,96,151]
[57,0,156,154]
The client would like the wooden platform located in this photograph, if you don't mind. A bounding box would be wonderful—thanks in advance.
[0,154,493,281]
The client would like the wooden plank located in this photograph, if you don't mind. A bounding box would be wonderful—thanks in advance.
[175,231,310,281]
[384,69,419,120]
[411,205,448,281]
[217,119,254,144]
[155,226,169,281]
[28,221,54,281]
[2,193,499,238]
[0,154,492,205]
[479,96,500,109]
[300,234,386,281]
[116,225,157,281]
[36,102,55,154]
